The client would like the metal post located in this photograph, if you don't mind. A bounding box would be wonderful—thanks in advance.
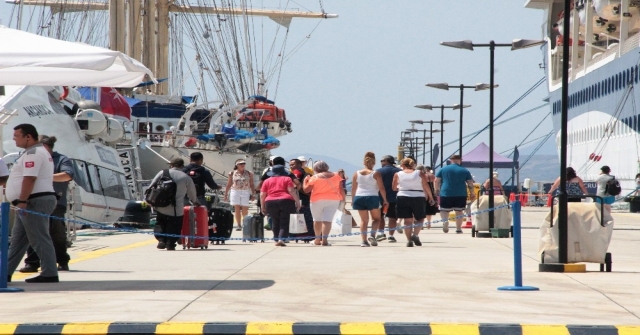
[558,0,571,264]
[459,85,464,157]
[1,201,23,292]
[498,200,539,291]
[440,105,445,168]
[489,41,495,230]
[430,121,434,169]
[422,129,427,165]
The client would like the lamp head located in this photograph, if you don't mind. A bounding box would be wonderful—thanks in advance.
[426,83,450,90]
[475,83,497,91]
[511,39,545,50]
[414,104,433,110]
[440,40,474,51]
[441,120,455,124]
[409,120,426,124]
[453,104,472,110]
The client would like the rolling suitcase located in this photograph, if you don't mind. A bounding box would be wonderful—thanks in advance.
[242,214,265,242]
[209,207,234,244]
[180,206,209,249]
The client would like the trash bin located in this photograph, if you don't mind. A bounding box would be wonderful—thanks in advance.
[624,196,640,213]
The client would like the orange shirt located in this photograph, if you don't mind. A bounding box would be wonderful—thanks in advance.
[307,174,344,202]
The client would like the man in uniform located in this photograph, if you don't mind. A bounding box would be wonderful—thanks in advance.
[6,124,58,283]
[19,135,74,273]
[183,152,220,209]
[435,154,476,234]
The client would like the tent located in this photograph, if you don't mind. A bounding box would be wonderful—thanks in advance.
[0,25,154,87]
[461,142,517,168]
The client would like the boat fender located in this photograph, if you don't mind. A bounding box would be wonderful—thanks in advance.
[589,153,596,160]
[58,86,69,100]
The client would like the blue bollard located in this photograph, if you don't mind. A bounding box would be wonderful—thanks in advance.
[498,200,539,291]
[1,201,24,292]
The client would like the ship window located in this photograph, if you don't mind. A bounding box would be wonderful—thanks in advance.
[71,160,91,193]
[636,66,639,83]
[87,164,103,195]
[635,115,638,131]
[155,125,164,132]
[97,167,130,200]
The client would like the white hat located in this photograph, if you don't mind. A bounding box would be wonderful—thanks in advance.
[269,155,276,161]
[297,156,307,161]
[493,171,499,177]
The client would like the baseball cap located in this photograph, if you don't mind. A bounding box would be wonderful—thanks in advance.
[168,158,184,167]
[297,156,307,162]
[269,155,276,161]
[381,155,395,164]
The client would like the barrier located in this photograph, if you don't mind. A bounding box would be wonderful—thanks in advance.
[1,201,24,292]
[498,200,539,291]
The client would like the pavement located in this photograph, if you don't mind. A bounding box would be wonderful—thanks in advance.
[1,205,640,334]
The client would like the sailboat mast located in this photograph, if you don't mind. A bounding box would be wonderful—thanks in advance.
[142,0,157,90]
[109,0,126,53]
[157,0,170,95]
[241,0,255,95]
[128,0,142,62]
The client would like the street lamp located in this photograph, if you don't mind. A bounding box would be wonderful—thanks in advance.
[413,105,456,169]
[404,128,419,158]
[440,38,544,231]
[426,82,496,157]
[409,120,442,166]
[409,120,433,165]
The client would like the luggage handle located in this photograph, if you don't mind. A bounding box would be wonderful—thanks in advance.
[549,194,605,228]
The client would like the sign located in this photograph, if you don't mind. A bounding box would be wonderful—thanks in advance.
[118,149,138,198]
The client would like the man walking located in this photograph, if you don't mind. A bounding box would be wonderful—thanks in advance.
[183,152,220,209]
[19,135,74,273]
[152,158,199,250]
[435,155,476,234]
[6,124,58,283]
[376,155,401,242]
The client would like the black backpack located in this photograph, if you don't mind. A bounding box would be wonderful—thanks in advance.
[185,166,205,196]
[145,169,177,207]
[605,176,622,196]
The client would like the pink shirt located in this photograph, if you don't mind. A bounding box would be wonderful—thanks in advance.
[307,174,344,202]
[261,176,295,201]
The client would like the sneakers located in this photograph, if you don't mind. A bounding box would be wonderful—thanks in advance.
[25,275,59,283]
[443,222,449,233]
[264,224,272,230]
[18,264,39,273]
[156,241,166,249]
[367,236,378,246]
[406,241,414,247]
[376,233,387,241]
[397,226,404,234]
[360,241,370,247]
[411,235,422,246]
[456,229,463,234]
[388,236,397,243]
[57,264,69,271]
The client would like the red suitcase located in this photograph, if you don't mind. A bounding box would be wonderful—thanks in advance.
[180,206,209,249]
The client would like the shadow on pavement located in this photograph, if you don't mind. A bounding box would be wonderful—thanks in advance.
[10,280,275,292]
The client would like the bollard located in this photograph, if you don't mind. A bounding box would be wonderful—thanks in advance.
[1,201,24,292]
[498,200,539,291]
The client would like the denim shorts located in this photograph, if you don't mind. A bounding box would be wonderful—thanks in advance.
[595,196,615,205]
[352,196,381,210]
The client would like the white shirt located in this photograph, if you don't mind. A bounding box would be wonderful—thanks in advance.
[397,170,425,198]
[0,157,9,177]
[6,144,54,202]
[355,171,379,196]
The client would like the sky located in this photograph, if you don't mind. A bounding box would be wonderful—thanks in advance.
[0,1,552,173]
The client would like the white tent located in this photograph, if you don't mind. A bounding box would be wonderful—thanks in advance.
[0,25,155,87]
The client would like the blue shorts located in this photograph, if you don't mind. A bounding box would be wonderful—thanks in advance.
[595,196,615,205]
[439,196,467,211]
[352,196,381,210]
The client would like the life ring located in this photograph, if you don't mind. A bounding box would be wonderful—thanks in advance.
[59,86,69,100]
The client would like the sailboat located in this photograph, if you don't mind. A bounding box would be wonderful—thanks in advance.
[5,0,337,181]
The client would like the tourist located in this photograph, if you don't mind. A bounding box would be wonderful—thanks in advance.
[435,154,476,234]
[596,165,616,212]
[303,161,344,246]
[260,157,301,246]
[6,124,58,283]
[337,169,348,196]
[183,152,220,210]
[375,155,401,242]
[483,171,505,195]
[420,165,439,229]
[351,152,388,247]
[289,158,313,240]
[224,159,255,231]
[298,156,314,176]
[393,159,434,247]
[547,167,588,202]
[634,173,640,196]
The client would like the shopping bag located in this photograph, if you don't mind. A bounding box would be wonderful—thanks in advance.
[289,213,308,234]
[331,210,352,235]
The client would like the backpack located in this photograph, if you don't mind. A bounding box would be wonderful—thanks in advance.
[605,176,622,196]
[185,166,205,195]
[145,169,177,207]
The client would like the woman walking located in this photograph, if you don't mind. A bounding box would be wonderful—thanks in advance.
[303,161,345,246]
[548,167,588,202]
[224,159,255,231]
[351,152,388,247]
[393,158,435,247]
[419,165,439,229]
[260,158,301,246]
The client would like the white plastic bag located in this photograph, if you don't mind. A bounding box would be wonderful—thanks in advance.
[331,210,352,235]
[289,213,307,234]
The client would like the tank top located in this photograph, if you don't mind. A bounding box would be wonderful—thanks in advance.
[566,181,583,197]
[355,171,379,196]
[231,170,251,191]
[397,170,425,197]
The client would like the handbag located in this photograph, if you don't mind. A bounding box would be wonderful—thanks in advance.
[289,213,308,234]
[331,209,352,235]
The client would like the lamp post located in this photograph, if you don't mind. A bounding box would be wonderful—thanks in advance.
[408,120,442,167]
[413,105,456,169]
[404,128,419,158]
[426,82,495,157]
[409,121,433,165]
[440,38,544,230]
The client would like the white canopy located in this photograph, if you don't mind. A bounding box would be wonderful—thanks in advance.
[0,25,155,87]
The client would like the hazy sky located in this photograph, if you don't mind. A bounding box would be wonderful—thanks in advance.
[0,1,551,169]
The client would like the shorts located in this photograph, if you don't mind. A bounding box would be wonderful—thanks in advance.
[310,200,341,222]
[439,196,467,211]
[396,196,426,220]
[352,196,380,210]
[384,202,398,219]
[595,196,615,205]
[230,189,251,207]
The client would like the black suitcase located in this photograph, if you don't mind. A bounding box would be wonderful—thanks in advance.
[209,207,234,244]
[242,214,265,242]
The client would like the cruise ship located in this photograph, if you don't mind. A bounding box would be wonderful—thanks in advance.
[526,0,640,194]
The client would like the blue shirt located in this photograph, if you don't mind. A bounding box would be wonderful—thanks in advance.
[376,165,401,203]
[52,152,74,207]
[436,164,472,197]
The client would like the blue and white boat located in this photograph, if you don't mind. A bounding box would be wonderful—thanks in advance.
[527,0,640,194]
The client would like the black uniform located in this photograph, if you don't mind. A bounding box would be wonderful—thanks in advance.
[183,163,219,208]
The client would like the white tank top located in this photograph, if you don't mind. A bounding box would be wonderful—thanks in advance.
[397,170,425,198]
[355,171,379,196]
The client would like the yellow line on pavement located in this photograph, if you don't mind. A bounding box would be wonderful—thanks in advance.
[522,324,569,335]
[618,325,640,335]
[430,323,479,335]
[246,322,294,335]
[61,322,110,334]
[0,324,17,335]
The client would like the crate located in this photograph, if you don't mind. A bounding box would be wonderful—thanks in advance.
[490,228,510,238]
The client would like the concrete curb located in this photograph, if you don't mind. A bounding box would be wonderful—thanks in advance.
[0,322,639,334]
